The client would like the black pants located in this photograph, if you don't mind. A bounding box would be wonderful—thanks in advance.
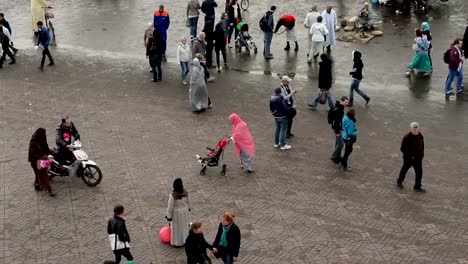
[41,46,54,67]
[286,109,296,135]
[113,248,133,264]
[206,42,214,67]
[228,24,239,44]
[0,44,15,65]
[397,158,423,189]
[215,46,227,68]
[341,139,355,168]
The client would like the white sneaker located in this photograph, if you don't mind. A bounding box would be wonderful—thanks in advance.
[182,81,188,85]
[273,144,279,148]
[404,71,411,77]
[207,76,216,82]
[280,144,291,150]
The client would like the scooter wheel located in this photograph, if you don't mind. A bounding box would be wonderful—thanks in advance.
[82,165,102,186]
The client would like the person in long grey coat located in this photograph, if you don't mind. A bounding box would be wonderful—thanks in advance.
[189,58,209,112]
[166,178,190,247]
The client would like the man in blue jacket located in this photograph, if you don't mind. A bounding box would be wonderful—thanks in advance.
[0,13,18,55]
[270,87,294,150]
[153,5,170,55]
[260,6,276,59]
[36,21,54,71]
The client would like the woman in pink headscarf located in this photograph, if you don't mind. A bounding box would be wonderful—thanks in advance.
[229,113,256,173]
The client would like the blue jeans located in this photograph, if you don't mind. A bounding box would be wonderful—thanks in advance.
[274,117,288,146]
[180,61,189,81]
[189,16,199,39]
[445,69,463,93]
[311,89,334,109]
[149,54,162,81]
[222,253,234,264]
[263,31,273,57]
[349,79,369,102]
[331,133,344,161]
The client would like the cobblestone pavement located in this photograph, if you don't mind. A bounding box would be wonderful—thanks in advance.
[1,0,468,263]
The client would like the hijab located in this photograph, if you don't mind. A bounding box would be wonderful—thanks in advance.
[172,178,188,200]
[229,113,256,157]
[28,128,50,162]
[421,22,430,32]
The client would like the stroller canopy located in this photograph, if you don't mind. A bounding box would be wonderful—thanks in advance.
[236,22,249,32]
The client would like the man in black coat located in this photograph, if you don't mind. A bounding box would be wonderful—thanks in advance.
[397,122,426,192]
[463,19,468,59]
[201,0,218,31]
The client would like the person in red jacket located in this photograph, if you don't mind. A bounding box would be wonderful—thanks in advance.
[444,38,464,96]
[274,14,298,51]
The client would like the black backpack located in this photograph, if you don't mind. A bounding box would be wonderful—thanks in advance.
[259,14,268,32]
[327,107,337,124]
[443,49,451,64]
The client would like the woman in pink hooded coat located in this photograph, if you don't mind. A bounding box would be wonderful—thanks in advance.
[229,113,256,173]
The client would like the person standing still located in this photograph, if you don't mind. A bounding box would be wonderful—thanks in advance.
[261,6,276,59]
[348,51,370,107]
[0,24,15,68]
[226,0,241,48]
[397,122,426,192]
[36,21,54,71]
[201,0,218,32]
[321,6,337,54]
[341,109,358,172]
[0,13,19,55]
[279,75,297,138]
[146,30,165,82]
[28,128,55,196]
[153,5,170,56]
[212,212,241,264]
[177,36,192,85]
[107,205,134,264]
[166,178,190,247]
[329,96,349,164]
[270,87,295,150]
[303,6,320,57]
[187,0,201,40]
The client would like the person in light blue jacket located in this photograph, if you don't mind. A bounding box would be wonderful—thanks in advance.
[341,109,358,172]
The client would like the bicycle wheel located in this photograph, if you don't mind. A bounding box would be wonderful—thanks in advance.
[240,0,249,11]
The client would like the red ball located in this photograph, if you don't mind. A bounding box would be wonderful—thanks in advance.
[159,226,171,244]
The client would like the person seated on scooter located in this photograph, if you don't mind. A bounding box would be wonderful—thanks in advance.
[56,117,80,164]
[357,3,374,31]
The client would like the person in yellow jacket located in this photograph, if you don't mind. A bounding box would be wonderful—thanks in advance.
[31,0,49,34]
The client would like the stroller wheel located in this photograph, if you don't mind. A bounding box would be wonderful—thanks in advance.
[221,165,227,175]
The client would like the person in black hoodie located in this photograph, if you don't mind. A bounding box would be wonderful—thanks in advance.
[308,53,334,110]
[397,122,426,192]
[348,50,370,107]
[214,16,228,72]
[329,96,349,164]
[186,222,215,264]
[213,212,241,264]
[107,205,134,264]
[146,29,165,82]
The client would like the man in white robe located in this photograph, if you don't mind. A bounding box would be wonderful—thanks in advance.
[321,6,337,53]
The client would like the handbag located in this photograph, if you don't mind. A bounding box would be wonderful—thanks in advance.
[186,17,190,28]
[108,234,130,251]
[319,89,327,105]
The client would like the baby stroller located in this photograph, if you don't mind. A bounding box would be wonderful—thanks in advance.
[235,22,258,54]
[196,137,229,175]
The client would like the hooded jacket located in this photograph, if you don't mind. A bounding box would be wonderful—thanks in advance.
[350,51,364,80]
[318,54,332,89]
[187,0,201,17]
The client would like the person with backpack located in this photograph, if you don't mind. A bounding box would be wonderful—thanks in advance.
[404,29,432,77]
[107,205,134,264]
[341,109,358,172]
[308,53,334,110]
[348,51,370,107]
[328,96,349,164]
[270,87,295,150]
[146,29,165,82]
[260,6,276,59]
[444,38,464,96]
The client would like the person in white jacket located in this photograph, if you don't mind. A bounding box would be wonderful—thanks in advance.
[176,36,192,85]
[308,16,328,63]
[303,6,320,56]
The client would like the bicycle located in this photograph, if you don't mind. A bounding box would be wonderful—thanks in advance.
[240,0,249,11]
[43,7,57,46]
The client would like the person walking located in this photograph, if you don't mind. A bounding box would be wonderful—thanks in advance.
[146,30,165,82]
[274,14,299,51]
[229,113,256,173]
[36,21,54,71]
[185,222,215,264]
[107,205,134,264]
[404,29,432,77]
[203,23,215,68]
[321,6,337,54]
[444,38,464,96]
[270,87,295,150]
[303,6,321,57]
[153,5,170,56]
[260,6,276,59]
[348,51,370,107]
[201,0,218,32]
[308,53,335,110]
[190,58,209,112]
[177,36,192,85]
[166,178,190,247]
[397,122,426,192]
[214,16,228,72]
[279,75,297,138]
[0,13,18,55]
[329,96,349,164]
[212,212,241,264]
[0,23,15,68]
[226,0,241,48]
[31,0,49,35]
[341,109,358,172]
[187,0,201,40]
[308,16,328,63]
[28,128,56,196]
[421,22,433,67]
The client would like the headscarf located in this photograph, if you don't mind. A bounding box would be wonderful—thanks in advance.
[421,22,430,32]
[192,58,202,69]
[229,114,256,157]
[28,128,50,162]
[172,178,187,200]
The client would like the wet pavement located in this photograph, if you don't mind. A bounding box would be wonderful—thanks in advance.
[1,0,468,263]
